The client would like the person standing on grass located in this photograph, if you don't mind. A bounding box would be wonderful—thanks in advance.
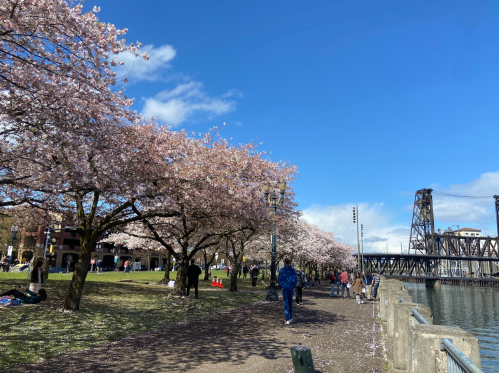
[243,265,249,280]
[295,269,305,305]
[250,265,260,287]
[339,269,351,299]
[352,272,364,304]
[278,258,297,324]
[96,259,102,274]
[186,259,202,299]
[29,261,44,293]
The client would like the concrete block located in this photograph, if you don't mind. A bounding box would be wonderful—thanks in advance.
[393,302,432,370]
[408,324,482,373]
[387,292,412,337]
[379,282,407,322]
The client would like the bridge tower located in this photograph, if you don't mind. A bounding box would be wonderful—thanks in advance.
[409,188,435,254]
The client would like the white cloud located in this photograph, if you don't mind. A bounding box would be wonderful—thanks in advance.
[115,44,176,82]
[428,171,499,235]
[302,171,499,255]
[302,203,410,254]
[142,81,236,125]
[221,89,244,98]
[113,44,241,125]
[234,121,243,126]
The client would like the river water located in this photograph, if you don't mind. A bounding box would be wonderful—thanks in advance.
[405,282,499,372]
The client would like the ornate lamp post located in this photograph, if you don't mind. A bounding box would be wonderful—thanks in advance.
[263,181,286,302]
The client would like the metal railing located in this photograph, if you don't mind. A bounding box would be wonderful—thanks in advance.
[410,308,431,325]
[440,338,483,373]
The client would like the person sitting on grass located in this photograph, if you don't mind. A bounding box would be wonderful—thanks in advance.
[0,286,47,304]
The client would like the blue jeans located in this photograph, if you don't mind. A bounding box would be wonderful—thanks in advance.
[336,282,341,295]
[282,288,294,321]
[373,285,379,299]
[341,283,350,297]
[330,284,335,296]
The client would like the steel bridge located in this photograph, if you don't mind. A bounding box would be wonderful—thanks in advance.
[355,253,499,280]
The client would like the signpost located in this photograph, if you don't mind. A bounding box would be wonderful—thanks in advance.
[90,259,95,272]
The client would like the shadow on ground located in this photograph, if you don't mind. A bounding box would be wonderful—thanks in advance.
[5,295,345,373]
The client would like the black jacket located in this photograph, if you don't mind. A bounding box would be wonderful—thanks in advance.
[187,264,201,282]
[251,267,260,277]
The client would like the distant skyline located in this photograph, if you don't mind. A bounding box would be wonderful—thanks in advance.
[91,0,499,252]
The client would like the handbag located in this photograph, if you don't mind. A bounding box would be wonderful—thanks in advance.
[346,283,351,288]
[362,287,366,293]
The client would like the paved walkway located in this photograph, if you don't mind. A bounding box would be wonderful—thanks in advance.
[7,284,386,373]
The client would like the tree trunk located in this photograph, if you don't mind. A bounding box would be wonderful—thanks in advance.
[203,251,209,280]
[63,237,93,310]
[229,253,243,292]
[229,260,239,292]
[163,252,171,282]
[203,251,216,281]
[173,257,189,295]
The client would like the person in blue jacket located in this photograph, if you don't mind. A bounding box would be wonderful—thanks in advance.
[278,258,297,324]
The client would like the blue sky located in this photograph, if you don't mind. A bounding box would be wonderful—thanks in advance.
[90,0,499,252]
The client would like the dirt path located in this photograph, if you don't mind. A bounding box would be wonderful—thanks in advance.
[6,284,386,373]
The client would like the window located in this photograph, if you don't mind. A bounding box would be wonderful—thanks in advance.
[70,231,77,237]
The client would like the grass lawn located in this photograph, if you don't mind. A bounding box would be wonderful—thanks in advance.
[0,270,265,370]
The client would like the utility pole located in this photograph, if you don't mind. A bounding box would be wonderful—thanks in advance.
[361,224,364,274]
[400,241,402,254]
[353,207,360,271]
[494,196,499,237]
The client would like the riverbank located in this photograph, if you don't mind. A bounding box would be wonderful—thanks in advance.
[2,281,386,372]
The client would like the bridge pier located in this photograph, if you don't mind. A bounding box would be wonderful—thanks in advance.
[424,279,441,289]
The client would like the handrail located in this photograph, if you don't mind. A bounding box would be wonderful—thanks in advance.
[440,338,483,373]
[399,297,407,303]
[410,308,430,325]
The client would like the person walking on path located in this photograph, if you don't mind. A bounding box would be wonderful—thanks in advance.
[238,267,242,279]
[186,259,202,299]
[295,269,305,304]
[372,271,381,300]
[364,272,373,300]
[278,258,297,324]
[339,269,351,299]
[352,272,364,304]
[329,272,337,297]
[29,261,44,293]
[250,265,260,287]
[335,269,341,296]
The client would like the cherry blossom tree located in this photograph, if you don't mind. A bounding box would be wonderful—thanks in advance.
[0,0,147,208]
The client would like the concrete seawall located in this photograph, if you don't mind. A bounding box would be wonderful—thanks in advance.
[378,277,482,373]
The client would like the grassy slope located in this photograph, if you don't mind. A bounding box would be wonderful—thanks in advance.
[0,270,265,370]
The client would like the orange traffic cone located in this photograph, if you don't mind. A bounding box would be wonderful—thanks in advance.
[216,278,219,287]
[219,279,223,288]
[211,277,215,286]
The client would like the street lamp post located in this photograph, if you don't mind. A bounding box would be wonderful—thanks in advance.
[263,181,286,302]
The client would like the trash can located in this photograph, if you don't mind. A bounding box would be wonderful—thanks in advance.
[290,346,315,373]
